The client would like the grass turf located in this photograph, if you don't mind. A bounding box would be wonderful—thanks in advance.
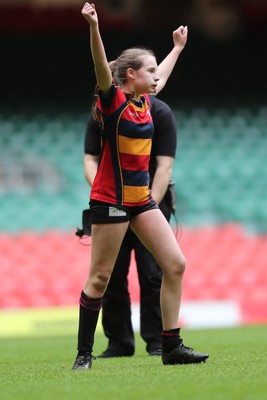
[0,325,266,400]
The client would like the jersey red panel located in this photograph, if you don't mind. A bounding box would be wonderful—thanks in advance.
[90,86,154,206]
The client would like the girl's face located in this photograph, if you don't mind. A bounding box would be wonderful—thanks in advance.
[131,55,159,95]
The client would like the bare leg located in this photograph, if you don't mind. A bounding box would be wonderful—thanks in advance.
[84,221,130,298]
[130,209,186,330]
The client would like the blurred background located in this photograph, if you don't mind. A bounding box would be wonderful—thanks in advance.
[0,0,267,335]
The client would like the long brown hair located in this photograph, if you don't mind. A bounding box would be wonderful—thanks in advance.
[91,60,117,122]
[92,47,156,120]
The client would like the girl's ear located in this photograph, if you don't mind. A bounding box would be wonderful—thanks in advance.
[126,68,135,80]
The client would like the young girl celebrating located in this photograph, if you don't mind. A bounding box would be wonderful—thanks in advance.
[73,2,208,369]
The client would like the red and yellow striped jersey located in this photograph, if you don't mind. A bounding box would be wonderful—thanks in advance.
[90,85,154,206]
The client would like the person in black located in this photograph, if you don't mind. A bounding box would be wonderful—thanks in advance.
[83,97,177,357]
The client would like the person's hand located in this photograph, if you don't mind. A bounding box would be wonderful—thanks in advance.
[81,2,98,27]
[172,26,188,51]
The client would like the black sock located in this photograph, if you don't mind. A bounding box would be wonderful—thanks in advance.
[77,290,102,355]
[161,328,182,353]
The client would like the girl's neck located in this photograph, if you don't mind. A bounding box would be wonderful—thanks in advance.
[131,95,141,102]
[121,84,141,102]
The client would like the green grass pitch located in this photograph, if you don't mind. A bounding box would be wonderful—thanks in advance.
[0,325,266,400]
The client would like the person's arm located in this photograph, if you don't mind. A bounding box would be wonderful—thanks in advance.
[84,111,101,187]
[81,2,112,94]
[84,154,99,187]
[156,26,188,94]
[151,155,174,205]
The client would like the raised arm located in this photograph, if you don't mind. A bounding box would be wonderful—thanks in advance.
[81,3,112,94]
[156,26,188,94]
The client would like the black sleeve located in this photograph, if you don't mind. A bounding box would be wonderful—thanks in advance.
[151,98,177,158]
[84,112,102,155]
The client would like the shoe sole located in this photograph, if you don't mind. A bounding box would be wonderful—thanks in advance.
[96,354,133,358]
[72,363,92,370]
[162,355,209,365]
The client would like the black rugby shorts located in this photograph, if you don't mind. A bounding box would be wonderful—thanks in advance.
[90,199,159,224]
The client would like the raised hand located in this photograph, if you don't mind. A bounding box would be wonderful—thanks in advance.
[172,26,188,51]
[81,2,98,27]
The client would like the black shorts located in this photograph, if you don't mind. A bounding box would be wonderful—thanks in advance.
[90,199,159,224]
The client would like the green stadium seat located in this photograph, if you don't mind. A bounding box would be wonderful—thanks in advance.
[0,104,267,232]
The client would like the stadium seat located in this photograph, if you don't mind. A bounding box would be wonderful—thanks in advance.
[1,104,267,325]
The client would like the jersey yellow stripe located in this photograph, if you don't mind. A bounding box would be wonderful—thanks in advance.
[119,136,152,155]
[123,185,150,203]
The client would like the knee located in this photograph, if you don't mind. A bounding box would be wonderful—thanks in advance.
[92,272,110,292]
[90,267,112,293]
[177,255,186,275]
[172,255,186,277]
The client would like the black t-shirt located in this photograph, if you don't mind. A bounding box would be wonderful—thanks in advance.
[84,97,177,182]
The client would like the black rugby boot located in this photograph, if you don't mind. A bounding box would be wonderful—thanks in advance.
[162,343,209,365]
[72,352,96,370]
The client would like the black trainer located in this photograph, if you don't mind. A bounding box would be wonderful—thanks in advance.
[149,348,162,356]
[72,352,96,370]
[162,343,209,365]
[148,342,162,356]
[97,347,134,358]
